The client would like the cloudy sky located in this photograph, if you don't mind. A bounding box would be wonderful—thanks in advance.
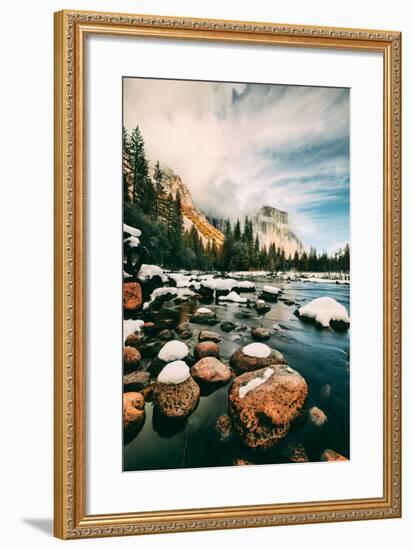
[123,78,349,252]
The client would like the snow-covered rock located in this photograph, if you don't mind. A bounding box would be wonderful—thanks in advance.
[137,264,166,281]
[218,291,247,303]
[230,344,286,375]
[243,343,271,359]
[123,235,140,248]
[229,365,308,448]
[157,361,190,384]
[237,280,256,291]
[262,285,280,295]
[239,367,273,399]
[197,307,212,314]
[298,296,350,328]
[158,340,189,362]
[123,223,141,238]
[123,319,145,339]
[216,278,238,291]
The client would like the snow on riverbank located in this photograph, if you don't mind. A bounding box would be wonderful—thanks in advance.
[298,297,350,328]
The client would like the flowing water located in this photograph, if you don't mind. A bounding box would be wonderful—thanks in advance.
[123,277,350,471]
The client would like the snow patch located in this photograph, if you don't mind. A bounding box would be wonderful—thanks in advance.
[123,223,141,237]
[123,319,145,339]
[239,368,273,398]
[298,296,350,328]
[262,285,280,295]
[138,264,165,281]
[218,291,247,303]
[157,361,190,385]
[196,307,212,314]
[158,340,189,362]
[123,235,140,248]
[243,343,271,358]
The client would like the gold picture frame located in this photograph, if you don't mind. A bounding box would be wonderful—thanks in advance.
[54,9,402,539]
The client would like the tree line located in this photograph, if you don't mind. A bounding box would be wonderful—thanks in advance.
[123,125,350,273]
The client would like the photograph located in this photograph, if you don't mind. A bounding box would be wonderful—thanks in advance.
[122,77,351,471]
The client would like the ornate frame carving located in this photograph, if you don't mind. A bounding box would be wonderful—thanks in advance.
[54,9,401,539]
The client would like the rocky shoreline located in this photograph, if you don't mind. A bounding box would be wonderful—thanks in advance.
[122,224,350,466]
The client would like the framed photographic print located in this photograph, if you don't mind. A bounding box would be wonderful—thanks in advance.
[54,10,402,539]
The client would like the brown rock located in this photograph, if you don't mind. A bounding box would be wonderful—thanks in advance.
[233,458,253,466]
[124,332,143,347]
[286,442,309,463]
[140,384,154,402]
[153,377,200,419]
[158,329,174,340]
[229,346,286,375]
[123,370,150,391]
[176,322,193,339]
[309,406,328,426]
[251,327,271,341]
[229,365,308,448]
[123,282,142,311]
[198,330,221,343]
[191,357,232,384]
[194,341,220,360]
[123,392,145,432]
[254,300,271,314]
[320,449,348,461]
[216,414,232,441]
[123,346,142,369]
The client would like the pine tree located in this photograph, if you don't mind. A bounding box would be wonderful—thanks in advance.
[234,219,241,241]
[153,160,165,218]
[122,127,132,202]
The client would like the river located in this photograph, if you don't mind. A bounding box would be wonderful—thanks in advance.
[123,276,350,471]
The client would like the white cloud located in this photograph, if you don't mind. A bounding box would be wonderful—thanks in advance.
[123,78,349,250]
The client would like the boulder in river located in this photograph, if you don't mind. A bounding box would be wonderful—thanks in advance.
[190,307,218,325]
[308,406,328,426]
[220,321,236,332]
[320,449,348,461]
[158,329,174,341]
[198,330,221,343]
[254,300,271,314]
[229,365,308,448]
[286,442,309,463]
[251,327,271,341]
[123,392,145,432]
[194,341,220,360]
[145,305,180,329]
[216,414,233,441]
[191,357,232,385]
[296,296,350,330]
[233,458,253,466]
[260,285,281,302]
[229,343,286,375]
[123,346,142,371]
[124,331,144,348]
[123,282,142,311]
[123,370,151,392]
[153,361,200,419]
[176,322,193,339]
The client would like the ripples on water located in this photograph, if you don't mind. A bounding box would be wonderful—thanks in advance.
[123,277,350,471]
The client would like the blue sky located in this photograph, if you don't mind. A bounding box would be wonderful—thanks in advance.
[124,79,350,253]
